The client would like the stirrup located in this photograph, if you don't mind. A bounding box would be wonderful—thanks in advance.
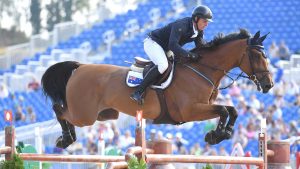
[130,91,145,105]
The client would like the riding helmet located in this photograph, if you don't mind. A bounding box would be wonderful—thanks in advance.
[192,5,213,22]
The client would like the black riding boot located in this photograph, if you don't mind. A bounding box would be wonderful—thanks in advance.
[130,66,161,104]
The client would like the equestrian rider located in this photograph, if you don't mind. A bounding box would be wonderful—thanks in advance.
[130,5,213,104]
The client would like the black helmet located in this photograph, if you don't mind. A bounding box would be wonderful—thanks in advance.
[192,5,213,22]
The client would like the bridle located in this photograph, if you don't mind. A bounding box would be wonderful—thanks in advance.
[184,38,271,90]
[237,38,271,91]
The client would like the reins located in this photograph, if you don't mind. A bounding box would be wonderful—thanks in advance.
[184,38,270,90]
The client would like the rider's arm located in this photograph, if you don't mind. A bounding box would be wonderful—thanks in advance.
[168,22,190,58]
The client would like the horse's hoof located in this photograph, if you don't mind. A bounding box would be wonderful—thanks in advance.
[205,131,217,145]
[55,135,74,149]
[55,136,66,149]
[205,130,229,145]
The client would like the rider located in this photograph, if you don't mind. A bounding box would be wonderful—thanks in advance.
[130,5,213,104]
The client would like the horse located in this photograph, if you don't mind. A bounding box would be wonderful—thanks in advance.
[41,29,273,149]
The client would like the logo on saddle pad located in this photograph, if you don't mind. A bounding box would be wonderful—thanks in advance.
[126,57,174,89]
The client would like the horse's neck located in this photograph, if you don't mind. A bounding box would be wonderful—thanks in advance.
[199,39,247,85]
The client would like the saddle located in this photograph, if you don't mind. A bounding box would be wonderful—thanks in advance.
[127,56,173,88]
[126,56,181,125]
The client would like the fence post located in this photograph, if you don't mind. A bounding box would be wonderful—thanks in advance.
[5,126,15,160]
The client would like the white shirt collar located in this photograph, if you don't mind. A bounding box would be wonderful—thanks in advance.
[191,23,198,38]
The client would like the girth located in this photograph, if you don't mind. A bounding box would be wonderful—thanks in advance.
[152,89,184,125]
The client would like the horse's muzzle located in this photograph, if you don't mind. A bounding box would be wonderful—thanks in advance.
[260,79,274,93]
[262,83,273,93]
[257,72,274,93]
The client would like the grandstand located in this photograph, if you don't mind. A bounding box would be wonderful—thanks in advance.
[0,0,299,168]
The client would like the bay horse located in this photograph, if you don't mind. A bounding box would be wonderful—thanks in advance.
[41,29,273,149]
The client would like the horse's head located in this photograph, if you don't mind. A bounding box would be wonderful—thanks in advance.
[239,31,274,93]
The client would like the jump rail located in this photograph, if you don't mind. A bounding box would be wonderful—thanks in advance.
[145,154,264,166]
[0,115,291,169]
[19,154,125,163]
[0,147,11,154]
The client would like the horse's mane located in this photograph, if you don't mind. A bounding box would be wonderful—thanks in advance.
[193,28,251,51]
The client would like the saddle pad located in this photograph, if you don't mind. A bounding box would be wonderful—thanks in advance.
[126,71,143,87]
[126,63,174,89]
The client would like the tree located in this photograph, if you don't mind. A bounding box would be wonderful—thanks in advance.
[30,0,41,34]
[0,0,13,28]
[74,0,90,13]
[63,0,72,21]
[0,0,16,29]
[62,0,90,22]
[46,0,89,31]
[46,0,61,31]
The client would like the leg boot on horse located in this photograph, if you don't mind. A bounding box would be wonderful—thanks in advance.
[223,106,238,139]
[130,66,160,105]
[55,119,76,149]
[204,106,238,144]
[204,106,229,145]
[53,104,76,149]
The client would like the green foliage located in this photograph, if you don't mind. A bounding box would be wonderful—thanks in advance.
[62,0,72,21]
[202,164,213,169]
[46,0,62,31]
[46,0,90,31]
[0,0,15,28]
[0,154,24,169]
[74,0,90,12]
[42,162,51,169]
[127,156,147,169]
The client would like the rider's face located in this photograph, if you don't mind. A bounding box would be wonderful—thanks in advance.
[197,18,209,31]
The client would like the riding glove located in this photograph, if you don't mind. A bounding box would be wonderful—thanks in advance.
[187,52,199,61]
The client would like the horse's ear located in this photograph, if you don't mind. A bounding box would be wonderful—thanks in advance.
[253,31,260,40]
[258,32,270,43]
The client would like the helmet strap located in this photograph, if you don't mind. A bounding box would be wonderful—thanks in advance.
[193,16,200,31]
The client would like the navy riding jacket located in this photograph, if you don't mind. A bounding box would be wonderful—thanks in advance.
[148,17,205,58]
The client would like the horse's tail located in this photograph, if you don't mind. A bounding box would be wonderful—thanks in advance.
[41,61,80,111]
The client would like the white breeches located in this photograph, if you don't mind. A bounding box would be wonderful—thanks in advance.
[144,38,168,74]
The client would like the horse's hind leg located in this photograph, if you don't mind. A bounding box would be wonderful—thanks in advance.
[184,104,229,145]
[53,104,76,149]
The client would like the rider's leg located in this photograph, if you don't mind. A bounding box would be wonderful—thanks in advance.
[130,65,160,103]
[130,38,168,104]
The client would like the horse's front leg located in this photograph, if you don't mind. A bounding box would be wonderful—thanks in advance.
[183,104,230,145]
[53,104,76,149]
[223,106,238,139]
